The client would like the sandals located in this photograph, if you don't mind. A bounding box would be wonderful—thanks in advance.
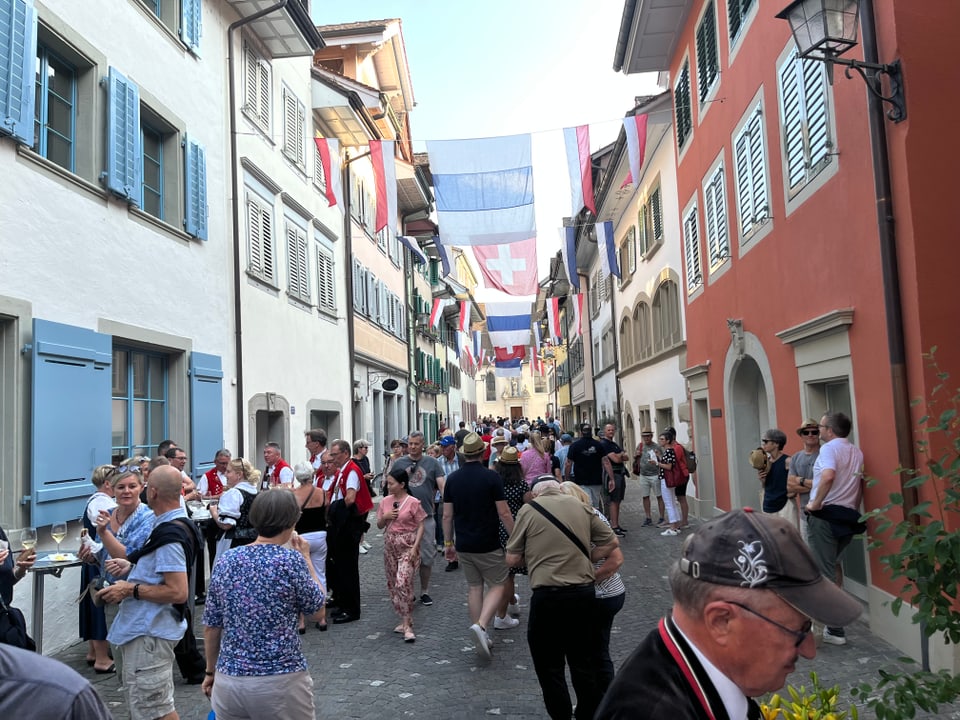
[403,629,416,643]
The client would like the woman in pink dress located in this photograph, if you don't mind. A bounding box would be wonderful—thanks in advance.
[519,431,552,487]
[376,465,427,642]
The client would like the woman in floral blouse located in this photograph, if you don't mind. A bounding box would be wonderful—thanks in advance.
[202,490,325,720]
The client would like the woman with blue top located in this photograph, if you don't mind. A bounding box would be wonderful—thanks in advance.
[202,489,326,720]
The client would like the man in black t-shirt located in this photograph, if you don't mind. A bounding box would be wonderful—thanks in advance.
[564,423,612,511]
[454,421,471,448]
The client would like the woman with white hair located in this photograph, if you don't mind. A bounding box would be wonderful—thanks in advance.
[292,461,328,633]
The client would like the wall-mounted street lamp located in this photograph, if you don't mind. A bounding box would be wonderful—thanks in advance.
[776,0,906,122]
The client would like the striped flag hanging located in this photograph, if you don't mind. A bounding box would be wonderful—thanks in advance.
[546,297,561,343]
[622,114,649,187]
[398,235,428,265]
[314,137,343,208]
[458,301,472,332]
[564,125,596,216]
[430,298,454,328]
[486,301,532,348]
[494,345,524,378]
[596,221,620,279]
[472,330,483,364]
[573,293,584,336]
[369,140,397,234]
[559,225,580,290]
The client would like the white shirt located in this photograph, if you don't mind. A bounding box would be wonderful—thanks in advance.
[265,464,295,486]
[330,462,360,502]
[812,437,864,509]
[216,481,258,527]
[674,622,749,720]
[197,470,227,496]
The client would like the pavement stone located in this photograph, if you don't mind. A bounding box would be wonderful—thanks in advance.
[53,481,959,719]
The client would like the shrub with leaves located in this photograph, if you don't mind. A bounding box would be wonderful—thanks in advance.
[762,672,858,720]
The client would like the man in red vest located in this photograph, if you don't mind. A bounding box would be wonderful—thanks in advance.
[262,442,293,488]
[325,438,373,624]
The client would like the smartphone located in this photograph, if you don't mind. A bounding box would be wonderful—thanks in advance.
[393,501,400,509]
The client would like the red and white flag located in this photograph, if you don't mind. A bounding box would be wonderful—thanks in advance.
[472,238,538,296]
[573,293,584,336]
[546,297,561,343]
[564,125,596,216]
[430,298,454,328]
[494,346,526,362]
[314,137,343,208]
[369,140,397,234]
[622,114,649,187]
[458,301,471,332]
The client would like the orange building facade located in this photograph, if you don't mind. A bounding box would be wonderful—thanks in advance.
[616,0,960,667]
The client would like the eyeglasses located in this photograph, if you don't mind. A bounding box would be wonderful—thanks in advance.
[761,438,771,443]
[801,429,820,436]
[724,600,812,648]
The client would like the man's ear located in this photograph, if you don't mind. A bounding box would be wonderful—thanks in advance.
[702,600,737,647]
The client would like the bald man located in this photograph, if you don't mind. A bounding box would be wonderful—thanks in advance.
[100,465,200,720]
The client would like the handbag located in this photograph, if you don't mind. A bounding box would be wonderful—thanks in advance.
[0,595,36,651]
[663,462,686,488]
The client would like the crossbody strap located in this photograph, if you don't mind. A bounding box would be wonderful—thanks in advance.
[528,501,590,560]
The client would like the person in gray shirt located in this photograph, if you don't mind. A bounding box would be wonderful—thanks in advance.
[0,644,113,718]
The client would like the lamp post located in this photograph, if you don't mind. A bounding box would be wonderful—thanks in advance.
[776,0,905,122]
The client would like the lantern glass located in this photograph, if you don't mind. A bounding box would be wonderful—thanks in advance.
[777,0,860,61]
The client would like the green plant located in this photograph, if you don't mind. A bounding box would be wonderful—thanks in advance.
[851,349,960,718]
[762,671,858,720]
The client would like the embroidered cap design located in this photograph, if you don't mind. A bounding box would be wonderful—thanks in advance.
[733,540,768,587]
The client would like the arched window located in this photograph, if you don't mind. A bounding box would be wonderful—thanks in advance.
[485,371,496,402]
[634,302,652,360]
[652,280,682,352]
[619,317,632,366]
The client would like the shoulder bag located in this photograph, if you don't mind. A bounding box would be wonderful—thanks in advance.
[527,501,590,559]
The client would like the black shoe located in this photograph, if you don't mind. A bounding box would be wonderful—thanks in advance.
[194,594,206,605]
[445,561,459,572]
[613,527,626,537]
[332,612,359,624]
[420,593,434,606]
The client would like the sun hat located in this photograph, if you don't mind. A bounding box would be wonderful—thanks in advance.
[491,430,509,446]
[461,432,486,455]
[678,509,862,628]
[641,427,654,436]
[498,446,520,465]
[796,419,820,436]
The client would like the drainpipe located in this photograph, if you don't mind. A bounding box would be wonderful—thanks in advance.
[860,0,922,667]
[227,0,289,456]
[609,272,622,435]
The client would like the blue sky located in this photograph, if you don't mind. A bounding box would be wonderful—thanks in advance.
[312,1,662,298]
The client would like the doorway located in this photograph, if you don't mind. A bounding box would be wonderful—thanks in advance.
[729,357,769,509]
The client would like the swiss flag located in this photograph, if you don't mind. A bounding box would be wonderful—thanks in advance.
[473,238,539,296]
[494,346,526,362]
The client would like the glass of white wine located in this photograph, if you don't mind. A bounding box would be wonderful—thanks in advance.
[21,527,37,551]
[51,521,68,555]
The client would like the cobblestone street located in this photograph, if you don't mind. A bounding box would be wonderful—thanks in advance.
[54,484,954,719]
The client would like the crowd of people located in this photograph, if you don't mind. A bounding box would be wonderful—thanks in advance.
[0,409,866,719]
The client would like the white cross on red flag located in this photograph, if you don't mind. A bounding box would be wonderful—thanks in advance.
[472,238,538,296]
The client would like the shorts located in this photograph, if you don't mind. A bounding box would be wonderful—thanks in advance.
[120,635,177,720]
[638,474,661,498]
[459,549,509,587]
[213,670,315,720]
[608,473,626,503]
[578,484,603,509]
[674,481,689,497]
[420,516,437,566]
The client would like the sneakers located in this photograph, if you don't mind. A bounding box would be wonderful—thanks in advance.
[508,593,521,618]
[656,518,667,527]
[358,544,368,555]
[494,615,519,629]
[660,528,680,536]
[361,541,372,550]
[613,527,626,537]
[469,623,492,660]
[822,628,847,645]
[641,518,653,527]
[420,593,434,606]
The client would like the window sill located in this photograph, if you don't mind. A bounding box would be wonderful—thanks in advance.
[128,0,192,56]
[641,239,664,261]
[17,145,106,202]
[245,270,280,294]
[128,206,195,243]
[619,340,687,376]
[286,293,313,312]
[317,306,338,322]
[241,111,274,146]
[281,152,309,182]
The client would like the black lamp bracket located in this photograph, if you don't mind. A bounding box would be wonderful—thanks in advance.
[825,56,906,123]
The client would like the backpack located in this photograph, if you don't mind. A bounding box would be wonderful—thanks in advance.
[684,446,698,473]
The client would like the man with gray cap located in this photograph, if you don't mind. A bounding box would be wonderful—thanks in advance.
[595,508,861,720]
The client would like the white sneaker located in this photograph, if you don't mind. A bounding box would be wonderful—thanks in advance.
[469,623,492,660]
[361,541,372,550]
[660,528,680,536]
[358,545,368,555]
[494,615,519,630]
[822,628,847,645]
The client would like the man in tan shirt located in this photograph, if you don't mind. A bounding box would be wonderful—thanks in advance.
[505,478,618,720]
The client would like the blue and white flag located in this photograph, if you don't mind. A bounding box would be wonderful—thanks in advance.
[398,235,428,265]
[559,225,579,290]
[596,221,620,279]
[485,301,532,348]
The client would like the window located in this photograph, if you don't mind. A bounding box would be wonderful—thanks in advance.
[534,374,546,393]
[728,0,757,43]
[618,226,636,284]
[286,221,309,303]
[682,202,703,292]
[243,41,271,132]
[112,347,167,462]
[638,407,652,435]
[141,0,201,52]
[638,184,663,258]
[652,281,682,352]
[139,105,183,224]
[485,372,497,401]
[352,260,367,315]
[733,104,770,241]
[316,245,335,313]
[140,123,163,217]
[281,86,305,168]
[246,192,275,284]
[620,317,632,366]
[34,43,76,172]
[674,60,693,151]
[778,48,831,194]
[634,302,652,360]
[696,1,719,102]
[703,163,729,269]
[313,136,327,191]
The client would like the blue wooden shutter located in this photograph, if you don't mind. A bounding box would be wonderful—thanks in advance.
[184,135,208,239]
[180,0,201,54]
[0,0,36,146]
[189,352,223,479]
[31,319,112,527]
[104,66,141,202]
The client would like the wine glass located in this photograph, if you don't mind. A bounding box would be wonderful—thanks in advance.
[51,521,67,554]
[20,527,37,551]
